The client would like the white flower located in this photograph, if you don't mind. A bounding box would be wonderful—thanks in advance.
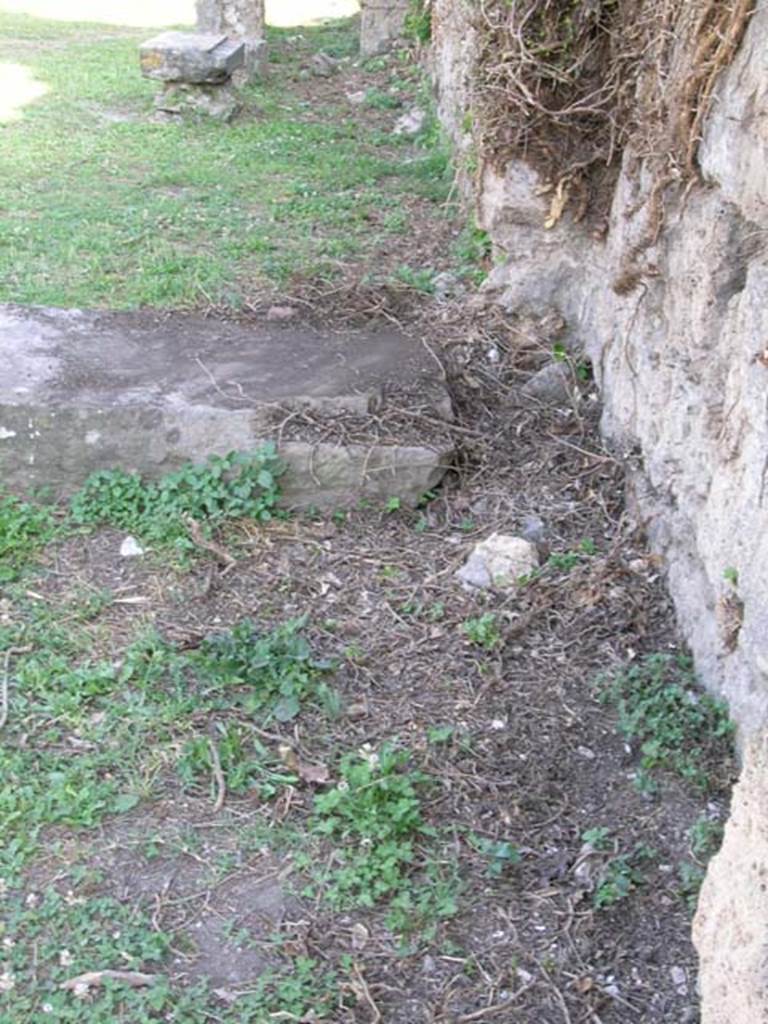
[42,1004,54,1014]
[58,949,73,967]
[25,892,39,908]
[337,780,350,793]
[358,743,380,770]
[0,971,15,993]
[2,937,14,949]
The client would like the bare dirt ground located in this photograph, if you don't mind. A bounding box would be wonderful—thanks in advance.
[1,20,734,1024]
[16,295,733,1023]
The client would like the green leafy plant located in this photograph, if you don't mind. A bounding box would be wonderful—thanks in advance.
[310,744,454,937]
[70,446,284,549]
[0,491,57,581]
[469,833,521,876]
[594,848,650,909]
[393,264,436,294]
[677,813,725,909]
[582,825,612,851]
[192,616,329,722]
[598,653,734,793]
[405,0,433,43]
[460,613,501,651]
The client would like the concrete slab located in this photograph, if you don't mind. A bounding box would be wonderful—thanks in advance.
[140,32,245,83]
[0,305,453,508]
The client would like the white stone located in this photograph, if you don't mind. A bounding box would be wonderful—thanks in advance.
[456,533,539,591]
[393,107,426,136]
[120,536,145,558]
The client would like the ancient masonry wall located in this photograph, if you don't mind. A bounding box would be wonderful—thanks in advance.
[426,4,768,1020]
[430,0,768,736]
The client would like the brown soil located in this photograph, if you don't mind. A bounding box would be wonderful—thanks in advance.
[21,296,732,1023]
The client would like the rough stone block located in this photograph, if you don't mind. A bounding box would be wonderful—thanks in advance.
[156,81,241,122]
[360,0,410,57]
[0,305,454,509]
[196,0,266,82]
[140,31,245,84]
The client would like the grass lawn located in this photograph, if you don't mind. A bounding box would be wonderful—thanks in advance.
[0,11,451,309]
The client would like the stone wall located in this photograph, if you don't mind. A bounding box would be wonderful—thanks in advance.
[359,0,409,58]
[196,0,266,80]
[427,5,768,1020]
[430,0,768,735]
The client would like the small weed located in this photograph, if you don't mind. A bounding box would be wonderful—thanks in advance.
[689,813,724,860]
[453,225,491,284]
[598,653,734,793]
[427,724,454,745]
[469,833,521,877]
[70,447,283,551]
[405,0,433,43]
[582,826,612,851]
[310,743,455,937]
[193,616,330,723]
[594,844,655,910]
[364,88,402,110]
[461,613,501,651]
[384,496,402,514]
[678,860,706,908]
[723,566,739,587]
[0,491,57,581]
[394,265,436,294]
[677,813,725,909]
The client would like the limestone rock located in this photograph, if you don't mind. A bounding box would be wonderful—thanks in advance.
[521,362,573,404]
[139,32,244,84]
[456,533,539,591]
[156,81,241,122]
[693,732,768,1024]
[196,0,266,82]
[120,536,145,558]
[0,305,454,510]
[360,0,410,58]
[393,107,426,136]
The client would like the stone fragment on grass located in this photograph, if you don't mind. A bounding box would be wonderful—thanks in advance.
[140,32,244,84]
[120,536,145,558]
[393,107,426,136]
[521,362,573,404]
[456,533,539,591]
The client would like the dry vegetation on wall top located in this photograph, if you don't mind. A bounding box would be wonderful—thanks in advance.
[472,0,754,223]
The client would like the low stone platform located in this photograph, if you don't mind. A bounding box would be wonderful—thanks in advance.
[0,305,454,509]
[139,32,245,121]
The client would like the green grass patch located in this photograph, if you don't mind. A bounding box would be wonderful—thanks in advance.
[308,742,458,939]
[0,492,57,581]
[598,652,734,794]
[0,14,450,308]
[0,614,328,881]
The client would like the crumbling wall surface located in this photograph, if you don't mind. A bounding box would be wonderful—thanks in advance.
[359,0,410,58]
[428,0,476,150]
[431,0,768,734]
[692,730,768,1024]
[429,4,768,1020]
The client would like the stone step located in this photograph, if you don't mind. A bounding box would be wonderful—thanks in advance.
[0,305,454,509]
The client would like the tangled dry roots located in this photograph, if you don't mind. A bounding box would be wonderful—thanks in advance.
[473,0,755,216]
